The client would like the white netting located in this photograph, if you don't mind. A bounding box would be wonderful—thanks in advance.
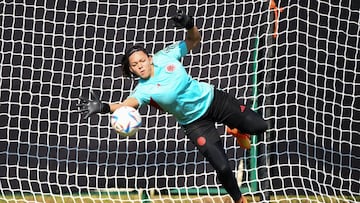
[0,0,359,202]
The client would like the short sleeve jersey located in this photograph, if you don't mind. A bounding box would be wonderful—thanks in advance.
[129,41,214,125]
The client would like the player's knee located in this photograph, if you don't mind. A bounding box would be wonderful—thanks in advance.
[255,119,268,133]
[243,116,268,134]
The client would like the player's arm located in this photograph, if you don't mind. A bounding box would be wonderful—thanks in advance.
[185,26,201,52]
[109,97,139,113]
[76,90,139,119]
[172,9,201,52]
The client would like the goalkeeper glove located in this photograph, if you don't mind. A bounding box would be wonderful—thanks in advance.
[171,9,194,30]
[77,90,110,119]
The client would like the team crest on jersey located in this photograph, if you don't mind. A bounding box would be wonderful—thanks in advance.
[166,64,176,72]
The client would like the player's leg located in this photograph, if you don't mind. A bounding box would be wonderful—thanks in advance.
[182,119,246,203]
[205,140,247,203]
[206,89,267,149]
[224,103,268,135]
[210,89,267,134]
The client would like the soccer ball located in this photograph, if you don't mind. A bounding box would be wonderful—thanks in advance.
[110,106,142,137]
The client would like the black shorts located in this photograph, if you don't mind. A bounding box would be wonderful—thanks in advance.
[182,89,267,154]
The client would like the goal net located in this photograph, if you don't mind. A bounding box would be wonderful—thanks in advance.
[1,0,359,202]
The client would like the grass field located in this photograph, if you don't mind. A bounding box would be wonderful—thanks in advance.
[0,193,358,203]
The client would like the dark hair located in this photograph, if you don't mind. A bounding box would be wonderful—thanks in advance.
[121,45,149,77]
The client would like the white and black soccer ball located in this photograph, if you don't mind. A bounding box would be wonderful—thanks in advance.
[111,106,141,137]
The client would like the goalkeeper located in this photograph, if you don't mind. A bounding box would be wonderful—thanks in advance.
[77,10,267,203]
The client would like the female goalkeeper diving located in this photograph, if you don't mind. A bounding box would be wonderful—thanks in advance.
[77,10,267,203]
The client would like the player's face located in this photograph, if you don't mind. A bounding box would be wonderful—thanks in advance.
[128,51,154,79]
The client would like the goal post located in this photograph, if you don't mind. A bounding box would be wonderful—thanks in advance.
[1,0,359,202]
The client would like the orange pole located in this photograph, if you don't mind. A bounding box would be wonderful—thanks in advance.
[269,0,284,38]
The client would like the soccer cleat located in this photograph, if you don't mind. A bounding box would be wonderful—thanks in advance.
[240,195,248,203]
[234,195,248,203]
[226,127,251,150]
